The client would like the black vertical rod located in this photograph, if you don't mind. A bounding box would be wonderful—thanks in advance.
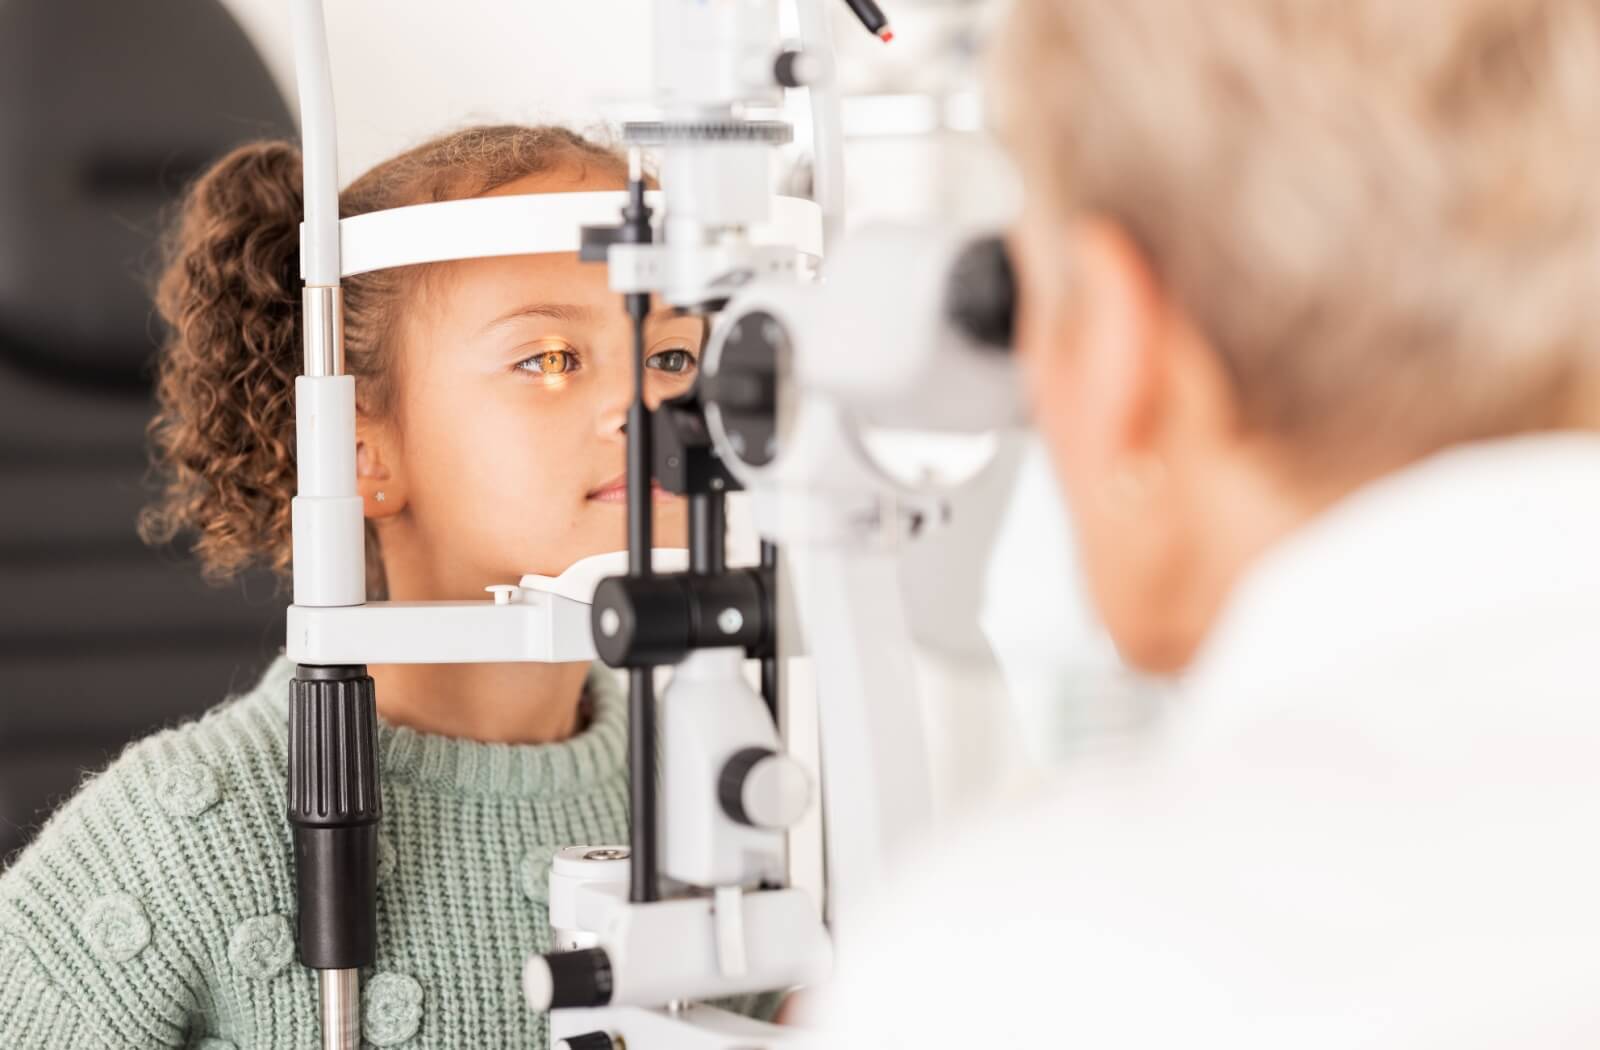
[689,492,726,576]
[759,540,780,722]
[620,153,659,904]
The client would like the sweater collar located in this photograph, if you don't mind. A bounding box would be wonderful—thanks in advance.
[250,658,628,799]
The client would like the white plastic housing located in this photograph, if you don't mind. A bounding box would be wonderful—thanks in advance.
[548,846,631,951]
[552,1004,819,1049]
[661,147,774,231]
[291,375,364,607]
[660,648,799,888]
[653,0,784,109]
[285,549,688,665]
[286,593,595,665]
[561,884,830,1005]
[707,226,1024,434]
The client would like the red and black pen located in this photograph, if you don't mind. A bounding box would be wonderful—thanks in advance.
[842,0,894,42]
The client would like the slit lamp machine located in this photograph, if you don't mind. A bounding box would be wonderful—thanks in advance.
[282,1,1022,1046]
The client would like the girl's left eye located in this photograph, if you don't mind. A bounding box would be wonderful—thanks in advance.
[517,348,578,376]
[647,348,697,375]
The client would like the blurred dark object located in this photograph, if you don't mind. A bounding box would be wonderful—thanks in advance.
[0,0,296,861]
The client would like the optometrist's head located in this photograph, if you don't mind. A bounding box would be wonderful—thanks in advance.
[142,126,698,601]
[992,0,1600,672]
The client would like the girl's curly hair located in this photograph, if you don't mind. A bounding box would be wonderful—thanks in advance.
[140,125,627,597]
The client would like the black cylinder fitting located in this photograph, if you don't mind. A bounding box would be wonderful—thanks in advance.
[548,947,616,1010]
[288,665,381,970]
[591,568,772,669]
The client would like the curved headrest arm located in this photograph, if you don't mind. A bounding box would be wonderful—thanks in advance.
[290,0,341,288]
[329,192,823,278]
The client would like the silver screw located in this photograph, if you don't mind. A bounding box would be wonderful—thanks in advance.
[599,608,621,637]
[717,608,744,635]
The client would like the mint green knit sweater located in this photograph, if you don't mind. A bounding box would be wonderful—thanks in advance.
[0,656,646,1049]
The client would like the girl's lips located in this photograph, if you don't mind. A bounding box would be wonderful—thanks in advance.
[587,480,678,504]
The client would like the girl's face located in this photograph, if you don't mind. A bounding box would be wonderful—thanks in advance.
[365,168,701,596]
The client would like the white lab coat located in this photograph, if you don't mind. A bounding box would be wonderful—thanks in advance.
[820,434,1600,1048]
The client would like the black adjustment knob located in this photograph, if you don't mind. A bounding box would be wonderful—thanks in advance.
[591,569,773,669]
[946,235,1016,352]
[288,665,381,970]
[548,947,616,1009]
[592,575,693,669]
[774,49,813,88]
[558,1032,618,1050]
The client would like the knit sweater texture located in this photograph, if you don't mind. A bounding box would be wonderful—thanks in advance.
[0,656,689,1048]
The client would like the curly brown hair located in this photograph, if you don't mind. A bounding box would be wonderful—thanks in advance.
[140,125,628,597]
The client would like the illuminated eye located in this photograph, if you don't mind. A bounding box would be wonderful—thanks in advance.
[646,348,695,375]
[519,349,577,376]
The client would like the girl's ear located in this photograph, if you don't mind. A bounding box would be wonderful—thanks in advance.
[355,420,407,519]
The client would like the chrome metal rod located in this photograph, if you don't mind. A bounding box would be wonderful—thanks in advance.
[319,968,360,1050]
[302,285,345,377]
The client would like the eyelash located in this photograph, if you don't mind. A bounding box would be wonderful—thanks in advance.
[516,347,580,377]
[512,345,700,379]
[646,347,697,375]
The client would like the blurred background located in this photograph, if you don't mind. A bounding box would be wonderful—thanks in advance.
[0,0,1163,863]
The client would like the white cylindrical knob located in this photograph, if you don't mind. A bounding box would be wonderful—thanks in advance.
[722,751,812,831]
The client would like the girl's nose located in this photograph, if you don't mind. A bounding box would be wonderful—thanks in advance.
[596,381,629,440]
[596,352,646,439]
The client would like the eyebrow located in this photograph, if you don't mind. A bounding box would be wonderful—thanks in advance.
[482,303,596,331]
[481,302,693,333]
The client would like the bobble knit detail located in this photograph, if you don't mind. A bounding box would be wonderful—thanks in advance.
[364,971,425,1046]
[156,760,221,818]
[0,656,647,1049]
[519,845,562,905]
[228,915,294,980]
[80,893,151,963]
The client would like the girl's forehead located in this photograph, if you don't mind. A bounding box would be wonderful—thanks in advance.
[433,249,618,329]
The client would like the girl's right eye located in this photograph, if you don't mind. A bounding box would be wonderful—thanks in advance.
[516,348,579,377]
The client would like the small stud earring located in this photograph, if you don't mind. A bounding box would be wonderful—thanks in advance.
[376,491,386,503]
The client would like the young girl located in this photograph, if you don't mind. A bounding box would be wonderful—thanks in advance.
[0,125,719,1048]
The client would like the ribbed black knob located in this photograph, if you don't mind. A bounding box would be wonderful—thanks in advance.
[288,665,381,970]
[548,948,616,1009]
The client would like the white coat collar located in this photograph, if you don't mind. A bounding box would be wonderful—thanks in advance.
[1183,433,1600,714]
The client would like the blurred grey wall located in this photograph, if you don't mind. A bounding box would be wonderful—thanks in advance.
[0,0,296,861]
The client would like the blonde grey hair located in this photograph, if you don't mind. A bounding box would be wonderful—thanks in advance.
[993,0,1600,470]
